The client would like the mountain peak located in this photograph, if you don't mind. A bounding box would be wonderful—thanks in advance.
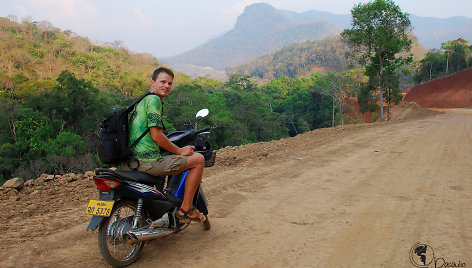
[234,3,295,32]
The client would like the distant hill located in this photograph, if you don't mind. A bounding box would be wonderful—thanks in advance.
[227,36,350,80]
[164,3,341,78]
[164,3,471,78]
[279,9,351,29]
[411,15,472,49]
[0,17,193,97]
[281,10,472,49]
[228,34,426,84]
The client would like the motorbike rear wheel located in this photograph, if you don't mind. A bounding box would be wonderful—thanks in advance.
[98,200,145,267]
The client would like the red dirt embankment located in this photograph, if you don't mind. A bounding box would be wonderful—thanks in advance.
[404,68,472,108]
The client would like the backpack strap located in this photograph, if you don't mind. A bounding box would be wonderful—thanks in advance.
[161,99,166,132]
[125,92,156,113]
[128,92,166,132]
[130,128,150,149]
[128,91,166,149]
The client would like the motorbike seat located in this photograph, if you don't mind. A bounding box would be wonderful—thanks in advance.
[95,168,165,186]
[115,170,166,185]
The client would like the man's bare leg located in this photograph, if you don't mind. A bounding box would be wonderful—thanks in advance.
[178,153,205,220]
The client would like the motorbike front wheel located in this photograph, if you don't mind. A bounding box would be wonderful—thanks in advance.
[98,200,145,267]
[202,216,211,230]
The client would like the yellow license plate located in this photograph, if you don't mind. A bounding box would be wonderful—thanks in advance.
[85,200,114,217]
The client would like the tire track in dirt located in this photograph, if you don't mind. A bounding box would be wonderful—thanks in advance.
[321,113,472,267]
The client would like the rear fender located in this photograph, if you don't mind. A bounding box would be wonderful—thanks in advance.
[86,191,115,231]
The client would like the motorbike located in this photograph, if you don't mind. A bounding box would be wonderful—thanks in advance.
[85,108,215,267]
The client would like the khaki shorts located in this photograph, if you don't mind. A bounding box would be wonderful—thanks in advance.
[124,155,188,176]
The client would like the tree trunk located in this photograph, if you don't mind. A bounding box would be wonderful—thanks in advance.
[8,113,17,142]
[380,89,384,122]
[303,120,311,132]
[379,58,384,122]
[390,88,393,121]
[288,114,298,135]
[291,120,298,135]
[429,63,432,80]
[332,98,335,127]
[446,52,449,75]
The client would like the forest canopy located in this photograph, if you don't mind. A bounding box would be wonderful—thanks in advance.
[0,17,361,183]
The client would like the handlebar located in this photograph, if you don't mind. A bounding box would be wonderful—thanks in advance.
[195,127,211,135]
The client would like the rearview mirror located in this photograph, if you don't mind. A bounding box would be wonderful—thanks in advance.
[196,108,209,119]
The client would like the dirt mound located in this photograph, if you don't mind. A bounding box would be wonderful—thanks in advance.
[344,97,439,123]
[390,101,443,120]
[404,68,472,108]
[0,173,97,246]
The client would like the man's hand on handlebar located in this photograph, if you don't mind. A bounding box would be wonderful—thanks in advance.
[178,145,195,156]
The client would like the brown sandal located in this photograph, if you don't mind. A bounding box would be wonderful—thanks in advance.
[176,206,206,222]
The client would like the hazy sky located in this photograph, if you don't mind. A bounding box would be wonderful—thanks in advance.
[1,0,471,58]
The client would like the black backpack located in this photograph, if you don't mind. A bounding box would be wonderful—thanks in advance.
[98,92,157,165]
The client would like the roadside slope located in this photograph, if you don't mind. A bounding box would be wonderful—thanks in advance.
[404,68,472,108]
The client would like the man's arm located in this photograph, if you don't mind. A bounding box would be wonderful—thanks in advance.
[150,126,194,155]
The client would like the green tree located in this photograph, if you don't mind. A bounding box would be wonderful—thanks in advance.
[0,105,55,179]
[12,106,55,158]
[225,73,258,92]
[414,50,446,84]
[164,83,209,129]
[374,68,402,121]
[27,70,102,136]
[193,77,223,90]
[442,38,471,74]
[341,0,413,121]
[42,131,85,157]
[414,38,471,84]
[386,72,403,120]
[279,88,332,136]
[313,72,360,127]
[0,143,22,179]
[16,79,56,100]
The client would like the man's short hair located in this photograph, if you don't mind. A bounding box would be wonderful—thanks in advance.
[152,67,174,81]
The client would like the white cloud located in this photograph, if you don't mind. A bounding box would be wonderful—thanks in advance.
[24,0,100,21]
[11,0,155,49]
[13,4,28,18]
[132,8,153,25]
[103,8,153,37]
[13,0,102,36]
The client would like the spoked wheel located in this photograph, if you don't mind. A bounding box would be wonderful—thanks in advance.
[98,201,145,267]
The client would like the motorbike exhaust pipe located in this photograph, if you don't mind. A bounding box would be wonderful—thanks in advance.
[123,228,174,244]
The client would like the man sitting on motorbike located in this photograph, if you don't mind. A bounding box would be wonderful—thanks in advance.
[126,67,206,222]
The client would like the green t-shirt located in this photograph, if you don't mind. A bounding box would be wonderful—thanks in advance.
[128,94,164,162]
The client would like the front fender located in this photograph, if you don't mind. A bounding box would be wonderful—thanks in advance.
[194,186,209,216]
[86,191,115,231]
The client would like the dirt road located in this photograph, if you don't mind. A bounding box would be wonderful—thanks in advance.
[1,109,471,267]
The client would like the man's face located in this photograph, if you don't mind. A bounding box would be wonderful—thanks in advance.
[150,72,173,99]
